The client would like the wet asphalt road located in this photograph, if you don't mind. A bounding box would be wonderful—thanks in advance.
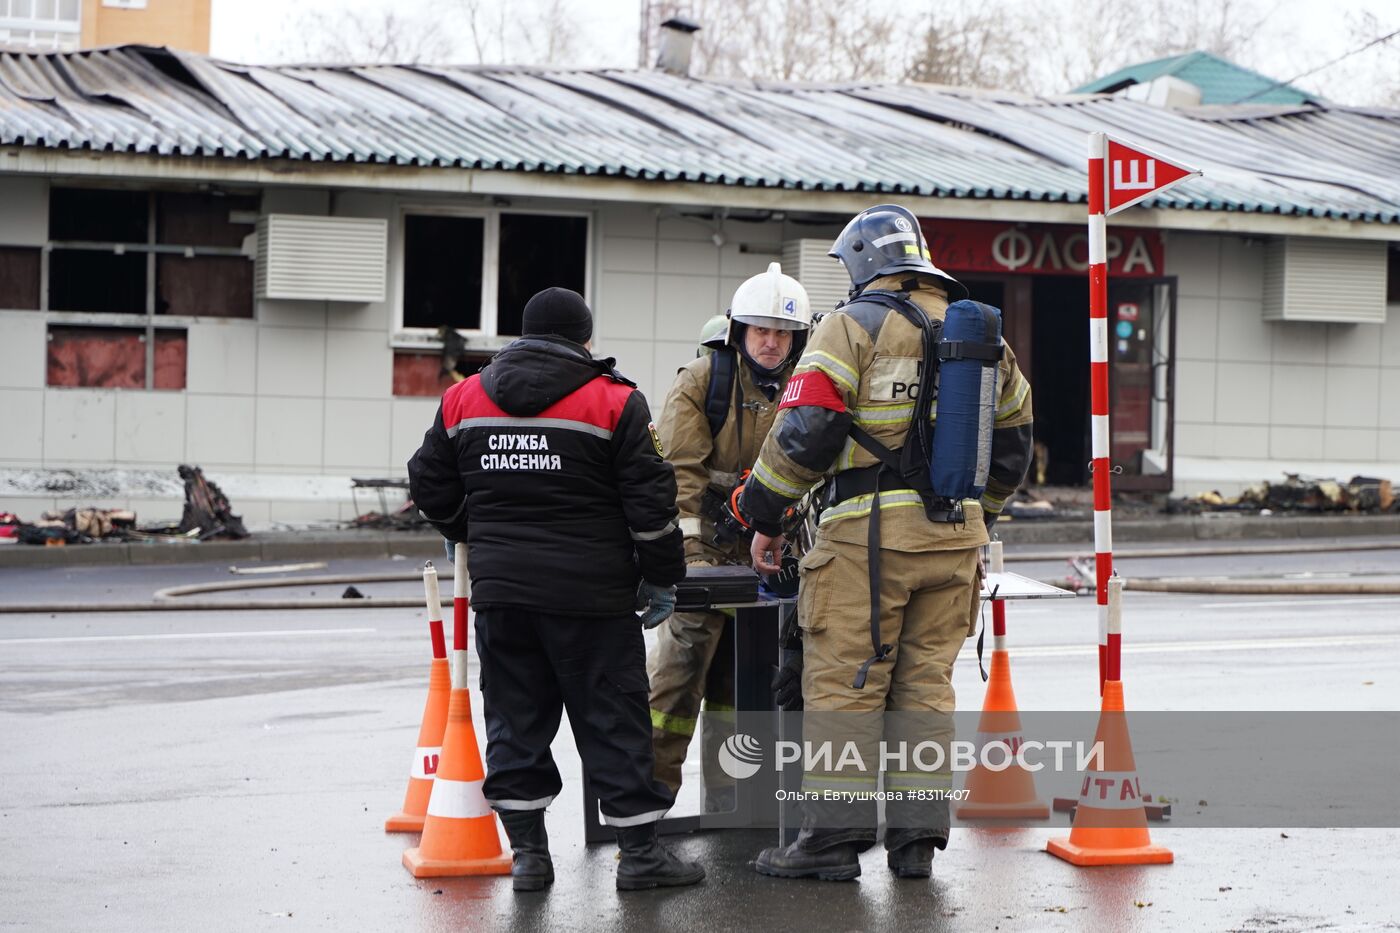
[2,541,1399,931]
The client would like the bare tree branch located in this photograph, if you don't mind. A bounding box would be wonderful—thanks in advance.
[281,7,454,65]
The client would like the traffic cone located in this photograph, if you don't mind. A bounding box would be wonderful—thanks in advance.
[402,554,511,878]
[1047,577,1172,865]
[958,541,1049,821]
[956,650,1050,820]
[384,618,450,832]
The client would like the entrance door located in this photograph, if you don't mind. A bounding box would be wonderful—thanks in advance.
[1030,276,1090,485]
[1023,275,1176,490]
[1107,279,1175,490]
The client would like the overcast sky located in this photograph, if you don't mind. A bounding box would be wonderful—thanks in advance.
[209,0,1399,106]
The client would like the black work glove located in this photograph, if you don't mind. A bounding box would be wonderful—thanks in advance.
[771,647,804,711]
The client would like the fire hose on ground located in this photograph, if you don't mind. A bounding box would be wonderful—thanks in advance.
[2,540,1400,613]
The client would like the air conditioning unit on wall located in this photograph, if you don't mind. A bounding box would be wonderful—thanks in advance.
[255,214,388,302]
[782,239,850,317]
[1262,237,1388,324]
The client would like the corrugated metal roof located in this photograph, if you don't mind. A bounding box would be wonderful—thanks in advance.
[1,45,1397,224]
[1075,51,1318,106]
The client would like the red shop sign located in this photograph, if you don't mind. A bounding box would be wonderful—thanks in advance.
[921,220,1164,278]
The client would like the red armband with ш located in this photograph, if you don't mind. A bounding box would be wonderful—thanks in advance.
[778,370,846,413]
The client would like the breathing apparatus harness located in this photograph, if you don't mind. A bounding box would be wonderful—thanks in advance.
[832,284,1004,689]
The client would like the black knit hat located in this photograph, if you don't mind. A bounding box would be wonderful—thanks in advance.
[521,287,593,345]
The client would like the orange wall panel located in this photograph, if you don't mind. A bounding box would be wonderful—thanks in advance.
[81,0,210,53]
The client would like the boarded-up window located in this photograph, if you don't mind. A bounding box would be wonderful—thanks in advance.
[158,255,254,318]
[0,247,41,310]
[47,326,187,389]
[402,215,484,330]
[156,192,257,248]
[155,192,256,318]
[153,330,188,389]
[496,214,588,337]
[393,350,491,397]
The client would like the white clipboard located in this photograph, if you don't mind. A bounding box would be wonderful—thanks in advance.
[979,571,1076,600]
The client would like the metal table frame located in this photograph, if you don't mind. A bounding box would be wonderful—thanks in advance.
[581,598,794,843]
[579,570,1071,844]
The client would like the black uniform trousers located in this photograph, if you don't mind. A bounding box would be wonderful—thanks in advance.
[474,608,675,826]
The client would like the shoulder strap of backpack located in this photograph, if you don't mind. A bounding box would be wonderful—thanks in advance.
[704,347,737,438]
[839,290,942,462]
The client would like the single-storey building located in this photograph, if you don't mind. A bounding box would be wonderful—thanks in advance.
[1,44,1397,524]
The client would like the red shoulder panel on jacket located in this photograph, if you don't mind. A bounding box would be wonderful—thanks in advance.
[441,375,500,426]
[541,376,633,431]
[779,370,846,413]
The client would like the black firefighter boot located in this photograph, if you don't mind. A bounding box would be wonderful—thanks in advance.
[615,823,706,891]
[885,828,945,880]
[752,822,865,882]
[496,809,554,892]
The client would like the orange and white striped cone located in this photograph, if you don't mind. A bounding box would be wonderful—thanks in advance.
[957,543,1049,821]
[1047,580,1173,866]
[385,563,451,833]
[956,660,1050,820]
[403,549,511,877]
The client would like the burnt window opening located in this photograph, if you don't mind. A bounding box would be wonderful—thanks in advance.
[49,249,147,314]
[44,187,256,318]
[402,214,485,330]
[496,213,588,337]
[49,188,149,243]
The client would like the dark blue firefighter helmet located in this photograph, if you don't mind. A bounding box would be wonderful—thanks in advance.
[828,204,967,299]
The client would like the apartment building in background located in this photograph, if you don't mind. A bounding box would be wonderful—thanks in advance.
[0,0,208,53]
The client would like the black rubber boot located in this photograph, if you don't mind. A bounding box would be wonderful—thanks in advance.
[497,809,554,892]
[753,840,862,881]
[752,808,873,882]
[886,839,937,879]
[615,823,706,891]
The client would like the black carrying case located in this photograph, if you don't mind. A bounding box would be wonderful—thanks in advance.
[675,565,760,612]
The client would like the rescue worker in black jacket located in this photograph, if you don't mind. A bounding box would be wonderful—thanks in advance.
[407,287,704,892]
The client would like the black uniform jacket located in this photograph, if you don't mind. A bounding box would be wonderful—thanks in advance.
[408,336,685,616]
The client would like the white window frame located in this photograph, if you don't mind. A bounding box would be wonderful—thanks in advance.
[0,0,82,42]
[391,202,593,351]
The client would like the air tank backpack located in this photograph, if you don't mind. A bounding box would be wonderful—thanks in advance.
[842,292,1004,521]
[839,293,1004,689]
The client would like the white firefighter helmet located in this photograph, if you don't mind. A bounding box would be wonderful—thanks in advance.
[729,262,812,333]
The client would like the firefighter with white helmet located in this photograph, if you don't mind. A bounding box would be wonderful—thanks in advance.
[646,262,812,806]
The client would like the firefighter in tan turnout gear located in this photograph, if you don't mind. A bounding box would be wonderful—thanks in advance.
[647,263,812,806]
[738,206,1035,881]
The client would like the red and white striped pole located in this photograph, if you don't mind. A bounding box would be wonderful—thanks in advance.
[452,543,469,690]
[990,540,1007,649]
[1087,132,1117,693]
[422,561,452,688]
